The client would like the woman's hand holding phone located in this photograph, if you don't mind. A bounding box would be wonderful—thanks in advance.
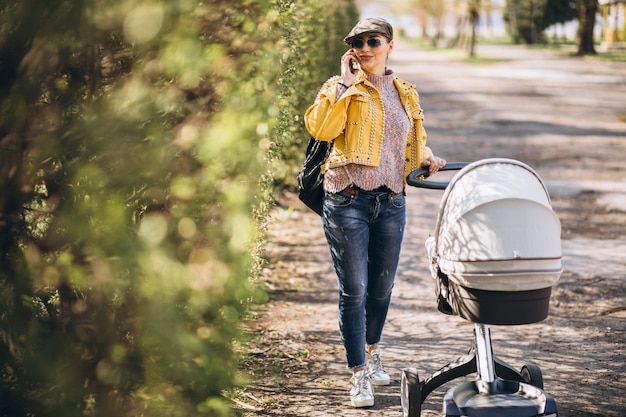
[340,49,358,86]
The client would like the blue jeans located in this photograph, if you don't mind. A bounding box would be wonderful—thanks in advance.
[322,188,406,369]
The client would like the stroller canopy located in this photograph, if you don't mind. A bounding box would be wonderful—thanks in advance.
[430,159,562,292]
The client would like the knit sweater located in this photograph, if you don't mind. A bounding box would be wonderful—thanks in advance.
[324,69,410,194]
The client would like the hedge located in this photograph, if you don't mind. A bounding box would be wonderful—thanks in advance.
[0,0,357,416]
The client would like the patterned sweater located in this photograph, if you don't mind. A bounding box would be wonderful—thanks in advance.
[324,69,410,194]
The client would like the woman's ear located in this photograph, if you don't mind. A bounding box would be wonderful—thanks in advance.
[386,39,394,59]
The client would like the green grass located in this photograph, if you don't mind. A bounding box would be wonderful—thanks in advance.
[589,50,626,62]
[403,35,511,64]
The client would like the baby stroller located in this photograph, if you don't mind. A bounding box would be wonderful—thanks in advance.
[402,158,562,417]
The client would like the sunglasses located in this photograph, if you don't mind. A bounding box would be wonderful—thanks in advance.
[350,37,383,49]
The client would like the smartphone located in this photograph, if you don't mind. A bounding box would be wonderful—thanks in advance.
[350,59,358,74]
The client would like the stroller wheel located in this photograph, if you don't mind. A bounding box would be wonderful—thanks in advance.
[520,363,544,389]
[401,368,422,417]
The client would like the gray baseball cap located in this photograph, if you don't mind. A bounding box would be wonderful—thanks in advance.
[344,17,393,45]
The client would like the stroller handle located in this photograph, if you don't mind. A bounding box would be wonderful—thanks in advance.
[406,162,470,189]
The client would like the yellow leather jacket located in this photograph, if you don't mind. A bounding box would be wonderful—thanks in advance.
[304,74,433,179]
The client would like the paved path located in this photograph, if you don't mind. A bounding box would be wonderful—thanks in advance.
[393,42,626,282]
[395,42,626,417]
[254,43,626,417]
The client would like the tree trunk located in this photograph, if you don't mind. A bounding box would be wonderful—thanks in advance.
[469,9,479,57]
[577,0,598,55]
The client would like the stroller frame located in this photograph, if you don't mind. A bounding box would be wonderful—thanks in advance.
[402,160,560,417]
[401,322,558,417]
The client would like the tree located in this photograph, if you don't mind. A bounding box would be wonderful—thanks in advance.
[576,0,599,55]
[543,0,579,27]
[468,0,482,57]
[504,0,549,44]
[505,0,598,51]
[444,0,497,56]
[410,0,447,44]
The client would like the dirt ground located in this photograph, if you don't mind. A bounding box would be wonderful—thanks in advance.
[240,43,626,417]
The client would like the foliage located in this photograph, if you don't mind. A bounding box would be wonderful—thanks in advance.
[543,0,578,28]
[0,0,280,416]
[271,0,359,189]
[409,0,447,40]
[504,0,550,44]
[504,0,582,45]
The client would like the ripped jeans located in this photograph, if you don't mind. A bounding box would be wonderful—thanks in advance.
[322,188,406,369]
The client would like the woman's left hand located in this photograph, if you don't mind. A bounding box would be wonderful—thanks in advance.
[422,156,447,175]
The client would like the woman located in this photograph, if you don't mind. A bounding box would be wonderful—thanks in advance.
[304,17,446,408]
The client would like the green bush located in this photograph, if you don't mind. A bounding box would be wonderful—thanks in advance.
[0,0,358,415]
[0,1,279,416]
[272,0,359,189]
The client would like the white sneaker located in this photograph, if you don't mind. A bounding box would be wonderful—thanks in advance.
[366,348,391,386]
[350,369,374,407]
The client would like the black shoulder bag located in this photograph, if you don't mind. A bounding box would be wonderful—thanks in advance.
[297,137,332,216]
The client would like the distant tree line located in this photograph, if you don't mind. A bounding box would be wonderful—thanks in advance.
[505,0,598,54]
[407,0,599,55]
[504,0,579,44]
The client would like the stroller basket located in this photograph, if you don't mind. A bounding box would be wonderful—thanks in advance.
[426,159,562,325]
